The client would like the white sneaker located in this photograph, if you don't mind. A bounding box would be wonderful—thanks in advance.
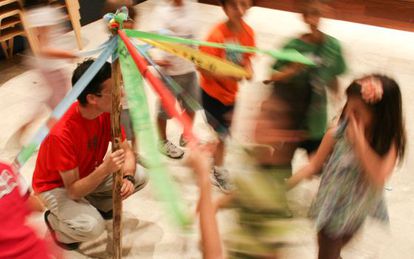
[159,140,184,159]
[210,167,233,193]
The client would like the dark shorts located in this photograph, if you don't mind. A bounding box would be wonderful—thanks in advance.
[202,89,234,137]
[299,138,323,154]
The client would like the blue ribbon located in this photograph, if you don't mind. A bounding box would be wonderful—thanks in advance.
[15,37,118,166]
[75,38,112,57]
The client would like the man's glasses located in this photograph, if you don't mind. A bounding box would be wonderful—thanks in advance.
[94,92,111,97]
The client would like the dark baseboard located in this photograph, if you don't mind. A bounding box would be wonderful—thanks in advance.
[198,0,414,32]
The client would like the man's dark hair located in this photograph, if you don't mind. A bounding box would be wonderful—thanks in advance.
[71,59,112,106]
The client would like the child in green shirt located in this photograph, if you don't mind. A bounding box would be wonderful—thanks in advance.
[265,3,346,154]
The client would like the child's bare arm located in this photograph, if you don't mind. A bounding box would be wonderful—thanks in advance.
[188,148,224,259]
[37,48,78,59]
[36,27,77,59]
[263,63,304,84]
[287,128,336,189]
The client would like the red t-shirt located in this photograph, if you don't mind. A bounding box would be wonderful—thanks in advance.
[32,102,121,193]
[199,21,256,105]
[0,162,51,258]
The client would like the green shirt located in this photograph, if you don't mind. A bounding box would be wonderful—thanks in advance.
[273,34,346,139]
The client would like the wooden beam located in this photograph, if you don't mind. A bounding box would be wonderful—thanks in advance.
[111,58,123,259]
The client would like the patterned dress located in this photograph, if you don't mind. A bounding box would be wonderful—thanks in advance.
[309,122,389,238]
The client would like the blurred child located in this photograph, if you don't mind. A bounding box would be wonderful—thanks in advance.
[265,2,346,155]
[24,0,78,109]
[288,75,406,259]
[0,162,59,258]
[226,85,308,258]
[151,0,200,159]
[199,0,255,192]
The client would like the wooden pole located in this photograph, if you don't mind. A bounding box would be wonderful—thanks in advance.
[111,58,123,259]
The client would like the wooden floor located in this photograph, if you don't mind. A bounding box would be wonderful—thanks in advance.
[199,0,414,32]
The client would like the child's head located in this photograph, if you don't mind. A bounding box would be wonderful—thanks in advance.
[300,2,322,33]
[123,6,138,29]
[219,0,252,24]
[170,0,184,6]
[344,74,406,158]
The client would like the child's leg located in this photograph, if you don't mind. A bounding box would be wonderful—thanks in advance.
[40,69,70,109]
[157,107,169,141]
[157,116,167,141]
[317,229,349,259]
[214,139,225,166]
[174,72,200,145]
[201,90,233,165]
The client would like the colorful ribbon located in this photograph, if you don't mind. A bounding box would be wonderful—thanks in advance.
[125,29,315,65]
[118,35,191,228]
[140,38,250,78]
[134,43,229,135]
[119,30,196,143]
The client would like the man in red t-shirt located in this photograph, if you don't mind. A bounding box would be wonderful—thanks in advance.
[32,60,148,250]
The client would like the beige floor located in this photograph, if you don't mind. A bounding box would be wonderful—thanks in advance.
[1,1,414,258]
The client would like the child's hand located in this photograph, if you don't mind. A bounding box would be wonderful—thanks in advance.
[286,164,315,190]
[263,79,273,85]
[244,63,253,80]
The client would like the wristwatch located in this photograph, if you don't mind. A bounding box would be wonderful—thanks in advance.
[123,175,136,185]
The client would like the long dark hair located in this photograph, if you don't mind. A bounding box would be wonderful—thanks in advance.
[345,74,406,159]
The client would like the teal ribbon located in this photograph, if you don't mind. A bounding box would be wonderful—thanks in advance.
[15,37,117,167]
[125,29,315,65]
[118,37,191,228]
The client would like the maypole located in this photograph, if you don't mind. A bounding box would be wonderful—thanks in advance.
[105,7,129,258]
[110,56,123,258]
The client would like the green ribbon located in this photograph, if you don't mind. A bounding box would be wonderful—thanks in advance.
[125,29,314,65]
[118,37,191,228]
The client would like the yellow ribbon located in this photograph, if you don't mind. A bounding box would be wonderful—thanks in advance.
[140,39,251,78]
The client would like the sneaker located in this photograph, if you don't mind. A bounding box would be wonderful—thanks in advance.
[44,210,81,250]
[159,140,184,159]
[179,134,189,147]
[210,167,233,193]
